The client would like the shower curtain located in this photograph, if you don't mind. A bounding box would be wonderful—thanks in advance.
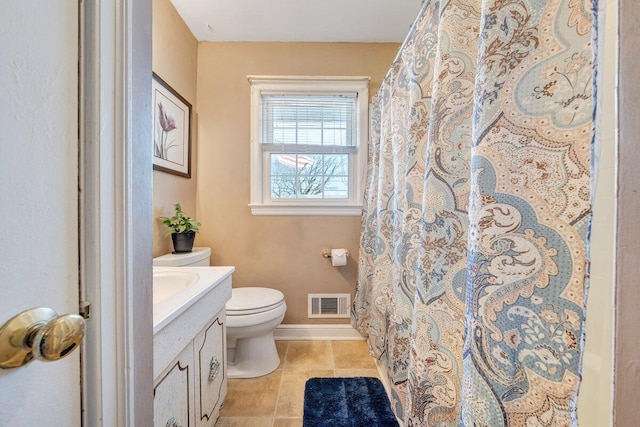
[353,0,597,425]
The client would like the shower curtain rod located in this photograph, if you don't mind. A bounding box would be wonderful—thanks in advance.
[387,0,431,76]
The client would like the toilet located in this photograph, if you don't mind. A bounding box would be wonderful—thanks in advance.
[152,247,287,379]
[225,287,286,378]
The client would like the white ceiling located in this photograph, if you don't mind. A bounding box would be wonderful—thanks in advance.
[169,0,424,43]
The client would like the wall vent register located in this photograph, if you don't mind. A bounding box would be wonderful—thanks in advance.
[308,294,350,318]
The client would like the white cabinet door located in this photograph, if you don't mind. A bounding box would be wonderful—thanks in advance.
[0,1,81,425]
[154,344,195,427]
[194,313,227,426]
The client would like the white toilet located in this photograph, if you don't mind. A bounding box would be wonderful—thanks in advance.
[152,247,287,379]
[225,287,286,378]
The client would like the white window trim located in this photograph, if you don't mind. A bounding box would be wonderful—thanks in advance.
[248,75,369,216]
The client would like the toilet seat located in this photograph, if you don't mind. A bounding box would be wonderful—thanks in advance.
[226,287,285,316]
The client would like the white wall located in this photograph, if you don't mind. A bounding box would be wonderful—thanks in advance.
[578,0,617,425]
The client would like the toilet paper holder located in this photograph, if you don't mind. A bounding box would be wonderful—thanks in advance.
[322,249,350,259]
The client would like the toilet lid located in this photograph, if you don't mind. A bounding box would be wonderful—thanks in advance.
[226,287,285,316]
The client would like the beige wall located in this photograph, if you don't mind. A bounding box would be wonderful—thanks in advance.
[196,42,399,323]
[152,0,199,256]
[615,0,640,424]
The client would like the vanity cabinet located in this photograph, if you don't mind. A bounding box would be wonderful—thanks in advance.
[154,311,227,427]
[152,267,233,427]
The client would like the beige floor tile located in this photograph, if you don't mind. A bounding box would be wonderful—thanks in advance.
[283,341,334,370]
[215,417,274,427]
[220,370,282,417]
[275,369,334,418]
[332,340,376,369]
[334,368,380,378]
[218,340,380,424]
[273,418,303,427]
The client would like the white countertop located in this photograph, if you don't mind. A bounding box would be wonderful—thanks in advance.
[153,266,235,334]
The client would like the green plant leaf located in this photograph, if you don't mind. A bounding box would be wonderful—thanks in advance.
[158,203,200,237]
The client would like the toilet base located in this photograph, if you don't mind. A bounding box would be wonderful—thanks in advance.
[227,331,280,378]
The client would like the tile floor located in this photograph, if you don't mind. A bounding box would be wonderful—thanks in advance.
[215,340,380,427]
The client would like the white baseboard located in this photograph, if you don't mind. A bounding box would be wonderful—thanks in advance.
[274,324,366,340]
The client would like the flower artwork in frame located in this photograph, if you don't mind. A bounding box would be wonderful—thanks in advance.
[152,73,192,178]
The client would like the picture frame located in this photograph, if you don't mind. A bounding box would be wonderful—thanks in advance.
[152,73,192,178]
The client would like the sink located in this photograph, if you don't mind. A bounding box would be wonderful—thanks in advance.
[152,266,235,335]
[152,266,234,379]
[153,270,200,304]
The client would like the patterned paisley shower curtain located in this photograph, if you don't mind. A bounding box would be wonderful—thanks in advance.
[353,0,597,425]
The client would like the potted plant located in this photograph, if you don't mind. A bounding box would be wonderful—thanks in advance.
[159,203,201,253]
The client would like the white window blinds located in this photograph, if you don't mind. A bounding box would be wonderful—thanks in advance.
[261,94,357,147]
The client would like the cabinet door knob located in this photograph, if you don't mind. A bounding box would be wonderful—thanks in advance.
[209,356,220,381]
[0,307,86,369]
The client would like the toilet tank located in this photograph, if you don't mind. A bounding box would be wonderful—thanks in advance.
[152,247,211,267]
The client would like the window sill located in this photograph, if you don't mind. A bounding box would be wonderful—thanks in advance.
[249,203,362,216]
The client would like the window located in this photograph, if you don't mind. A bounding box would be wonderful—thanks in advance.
[248,76,369,215]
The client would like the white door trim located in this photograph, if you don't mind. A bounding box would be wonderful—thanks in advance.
[80,0,153,425]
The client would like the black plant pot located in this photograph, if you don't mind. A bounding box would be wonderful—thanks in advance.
[171,231,196,253]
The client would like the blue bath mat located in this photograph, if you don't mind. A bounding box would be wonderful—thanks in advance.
[303,377,399,427]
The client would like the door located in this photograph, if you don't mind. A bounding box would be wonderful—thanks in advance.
[0,1,81,425]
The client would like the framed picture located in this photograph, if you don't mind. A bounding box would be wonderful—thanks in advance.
[152,73,192,178]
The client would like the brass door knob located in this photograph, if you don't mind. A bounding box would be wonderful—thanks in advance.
[0,307,86,369]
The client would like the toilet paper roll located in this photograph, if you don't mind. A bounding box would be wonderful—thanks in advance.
[331,249,348,267]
